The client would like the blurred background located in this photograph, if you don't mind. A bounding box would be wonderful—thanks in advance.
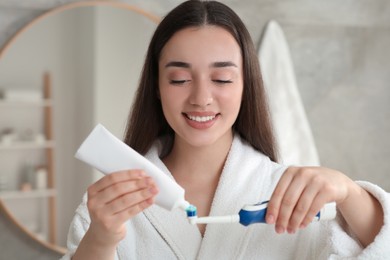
[0,0,389,256]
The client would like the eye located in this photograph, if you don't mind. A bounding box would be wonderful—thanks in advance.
[213,79,233,84]
[169,79,191,85]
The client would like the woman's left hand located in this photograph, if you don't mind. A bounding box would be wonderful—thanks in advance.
[265,166,355,234]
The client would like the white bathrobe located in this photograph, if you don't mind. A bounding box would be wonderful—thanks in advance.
[61,135,390,259]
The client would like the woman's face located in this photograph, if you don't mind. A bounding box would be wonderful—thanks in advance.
[158,25,243,148]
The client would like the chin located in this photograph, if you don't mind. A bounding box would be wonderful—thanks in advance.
[182,131,232,149]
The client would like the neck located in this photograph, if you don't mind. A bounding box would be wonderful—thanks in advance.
[163,132,234,224]
[163,132,234,182]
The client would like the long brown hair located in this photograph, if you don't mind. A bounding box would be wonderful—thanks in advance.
[124,0,278,162]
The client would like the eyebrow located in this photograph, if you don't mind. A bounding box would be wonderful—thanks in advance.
[164,61,238,69]
[165,61,190,68]
[211,61,238,68]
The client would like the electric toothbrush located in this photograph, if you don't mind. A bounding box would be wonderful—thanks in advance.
[186,201,337,226]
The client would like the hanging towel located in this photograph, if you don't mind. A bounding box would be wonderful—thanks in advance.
[258,20,320,166]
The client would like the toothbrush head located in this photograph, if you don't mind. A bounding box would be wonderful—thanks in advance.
[186,204,197,217]
[186,204,198,225]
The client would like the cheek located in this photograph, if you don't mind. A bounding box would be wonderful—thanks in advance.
[219,86,243,111]
[229,96,243,116]
[159,91,172,112]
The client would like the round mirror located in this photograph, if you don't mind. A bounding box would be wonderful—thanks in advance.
[0,1,158,250]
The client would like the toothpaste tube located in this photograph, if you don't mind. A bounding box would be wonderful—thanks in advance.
[75,124,190,211]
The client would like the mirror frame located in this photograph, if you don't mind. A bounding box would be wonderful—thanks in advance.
[0,0,159,254]
[0,0,160,56]
[0,199,67,254]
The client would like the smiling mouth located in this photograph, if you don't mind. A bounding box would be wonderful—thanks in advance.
[184,114,218,123]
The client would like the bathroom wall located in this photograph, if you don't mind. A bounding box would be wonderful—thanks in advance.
[1,0,389,249]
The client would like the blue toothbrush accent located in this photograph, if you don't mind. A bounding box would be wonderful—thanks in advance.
[238,201,322,226]
[238,201,269,226]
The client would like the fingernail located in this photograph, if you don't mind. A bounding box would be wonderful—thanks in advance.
[275,226,284,234]
[287,227,295,234]
[299,223,305,229]
[266,214,275,224]
[149,187,158,194]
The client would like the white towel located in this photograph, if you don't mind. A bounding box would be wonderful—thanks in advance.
[328,181,390,259]
[258,20,320,166]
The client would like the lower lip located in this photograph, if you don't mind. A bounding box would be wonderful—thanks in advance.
[184,115,219,129]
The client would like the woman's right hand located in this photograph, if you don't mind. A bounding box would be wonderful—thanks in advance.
[85,170,159,247]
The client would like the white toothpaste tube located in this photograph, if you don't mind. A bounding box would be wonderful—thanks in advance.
[75,124,190,211]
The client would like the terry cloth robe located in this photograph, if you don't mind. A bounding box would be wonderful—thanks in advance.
[61,134,390,259]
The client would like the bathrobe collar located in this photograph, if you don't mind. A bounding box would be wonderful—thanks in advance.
[143,134,273,259]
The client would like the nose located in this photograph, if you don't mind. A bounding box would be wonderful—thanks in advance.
[189,80,213,108]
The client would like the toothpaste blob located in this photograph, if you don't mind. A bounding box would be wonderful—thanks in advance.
[75,124,190,211]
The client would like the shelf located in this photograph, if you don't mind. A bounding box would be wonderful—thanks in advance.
[0,188,56,200]
[0,140,54,150]
[1,72,58,244]
[0,99,52,107]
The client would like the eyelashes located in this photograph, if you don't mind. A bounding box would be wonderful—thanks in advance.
[169,79,233,85]
[214,80,233,84]
[170,79,190,85]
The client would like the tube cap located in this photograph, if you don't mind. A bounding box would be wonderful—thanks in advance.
[174,199,190,211]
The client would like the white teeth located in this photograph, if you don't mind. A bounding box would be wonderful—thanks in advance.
[187,115,216,122]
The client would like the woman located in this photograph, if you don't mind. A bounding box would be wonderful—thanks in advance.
[63,1,389,259]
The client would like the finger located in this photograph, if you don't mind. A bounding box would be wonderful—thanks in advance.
[93,176,155,205]
[87,187,157,235]
[274,174,307,234]
[299,192,329,229]
[88,170,145,195]
[287,184,319,233]
[114,197,156,224]
[106,185,159,215]
[293,173,334,229]
[266,167,295,225]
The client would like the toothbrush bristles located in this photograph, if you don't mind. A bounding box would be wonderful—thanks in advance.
[186,204,197,217]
